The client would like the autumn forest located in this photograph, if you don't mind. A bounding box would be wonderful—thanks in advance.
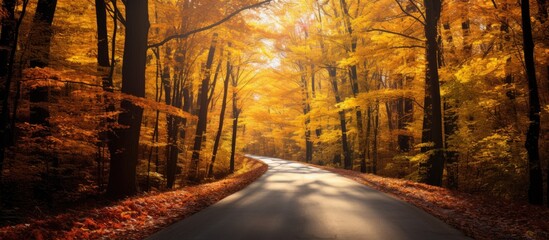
[1,0,549,239]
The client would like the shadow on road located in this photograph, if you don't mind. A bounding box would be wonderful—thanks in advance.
[147,155,470,240]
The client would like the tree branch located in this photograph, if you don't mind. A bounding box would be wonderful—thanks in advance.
[395,0,425,25]
[147,0,273,49]
[407,0,426,22]
[366,28,425,42]
[390,45,425,49]
[105,0,126,26]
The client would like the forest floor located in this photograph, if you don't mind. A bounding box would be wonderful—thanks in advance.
[0,157,268,240]
[313,165,549,240]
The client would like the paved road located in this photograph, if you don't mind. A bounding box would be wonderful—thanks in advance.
[147,156,469,240]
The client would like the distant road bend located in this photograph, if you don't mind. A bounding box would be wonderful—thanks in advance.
[147,155,469,240]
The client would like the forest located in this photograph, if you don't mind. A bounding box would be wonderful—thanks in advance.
[0,0,549,238]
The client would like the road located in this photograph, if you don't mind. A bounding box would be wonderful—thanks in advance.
[147,156,469,240]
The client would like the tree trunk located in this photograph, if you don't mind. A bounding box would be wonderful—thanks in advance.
[299,64,313,163]
[533,0,549,207]
[0,0,18,184]
[208,46,231,177]
[0,0,16,77]
[29,0,57,68]
[328,67,352,169]
[361,106,371,173]
[229,81,239,174]
[106,0,149,199]
[189,33,218,181]
[439,17,459,189]
[95,0,110,68]
[95,0,115,191]
[164,64,182,189]
[521,0,543,205]
[419,0,445,186]
[373,101,379,174]
[339,0,365,166]
[397,76,413,153]
[28,0,57,137]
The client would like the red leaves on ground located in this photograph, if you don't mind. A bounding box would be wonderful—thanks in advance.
[318,166,549,240]
[0,158,268,240]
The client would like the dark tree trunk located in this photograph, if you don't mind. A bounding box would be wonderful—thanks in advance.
[95,0,113,191]
[0,0,16,77]
[208,46,231,177]
[164,65,182,189]
[208,58,223,110]
[439,20,459,189]
[361,106,371,173]
[397,76,413,153]
[419,0,445,186]
[0,0,18,184]
[444,101,459,189]
[95,0,110,68]
[339,0,364,166]
[299,64,313,163]
[229,80,239,174]
[373,102,379,174]
[28,0,57,137]
[521,0,543,205]
[106,0,149,199]
[189,33,218,181]
[310,64,322,137]
[533,0,549,207]
[328,67,352,169]
[29,0,57,68]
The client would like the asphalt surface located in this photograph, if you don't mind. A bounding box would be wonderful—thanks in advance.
[147,155,469,240]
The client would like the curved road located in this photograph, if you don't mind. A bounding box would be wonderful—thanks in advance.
[147,156,469,240]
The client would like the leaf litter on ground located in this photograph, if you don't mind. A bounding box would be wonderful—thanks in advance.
[0,157,267,240]
[314,165,549,240]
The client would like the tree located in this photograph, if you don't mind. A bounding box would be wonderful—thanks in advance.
[29,0,57,68]
[95,0,110,69]
[339,0,365,168]
[0,0,24,184]
[521,0,543,205]
[208,43,232,177]
[27,0,57,133]
[328,66,353,169]
[189,33,219,181]
[107,0,150,199]
[418,0,445,186]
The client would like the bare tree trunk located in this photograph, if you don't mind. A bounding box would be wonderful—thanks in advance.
[362,106,371,173]
[328,67,352,169]
[0,0,27,185]
[299,64,313,163]
[229,77,239,173]
[107,0,149,199]
[397,75,414,153]
[521,0,543,205]
[339,0,364,167]
[208,46,231,177]
[533,0,549,207]
[29,0,57,68]
[419,0,445,186]
[440,15,459,189]
[373,101,379,174]
[95,0,110,68]
[0,0,16,76]
[189,33,218,181]
[96,0,115,191]
[28,0,57,137]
